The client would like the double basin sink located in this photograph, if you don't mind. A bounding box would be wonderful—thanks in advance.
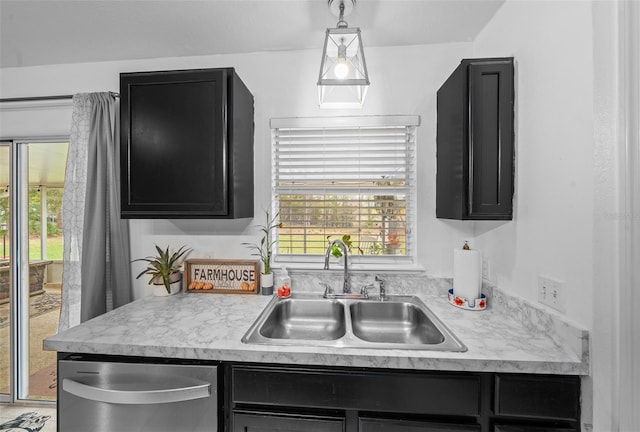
[242,293,467,352]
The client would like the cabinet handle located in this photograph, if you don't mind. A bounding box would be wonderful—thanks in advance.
[62,378,211,405]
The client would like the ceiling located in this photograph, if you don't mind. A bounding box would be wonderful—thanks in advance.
[0,0,505,68]
[0,142,69,188]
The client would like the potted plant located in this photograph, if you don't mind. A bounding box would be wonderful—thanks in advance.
[386,233,401,255]
[243,209,280,295]
[326,234,363,261]
[134,245,192,296]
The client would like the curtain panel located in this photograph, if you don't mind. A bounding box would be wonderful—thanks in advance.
[59,92,132,330]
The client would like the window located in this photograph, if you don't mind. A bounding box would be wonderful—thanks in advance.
[271,116,419,265]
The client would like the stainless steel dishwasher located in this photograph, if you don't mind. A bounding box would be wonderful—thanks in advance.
[58,355,219,432]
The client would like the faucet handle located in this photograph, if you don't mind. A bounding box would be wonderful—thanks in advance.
[360,284,375,298]
[320,282,334,298]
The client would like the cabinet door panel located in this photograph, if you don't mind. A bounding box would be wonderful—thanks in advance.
[494,426,576,432]
[436,57,514,220]
[128,79,225,210]
[119,67,259,219]
[233,412,345,432]
[360,418,480,432]
[467,60,514,219]
[232,365,481,416]
[495,374,580,421]
[122,70,227,216]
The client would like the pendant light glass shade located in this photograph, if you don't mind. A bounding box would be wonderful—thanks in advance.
[317,1,369,108]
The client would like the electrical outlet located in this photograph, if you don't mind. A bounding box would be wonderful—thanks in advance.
[537,275,564,312]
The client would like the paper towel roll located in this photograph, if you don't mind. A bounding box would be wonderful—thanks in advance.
[453,248,481,304]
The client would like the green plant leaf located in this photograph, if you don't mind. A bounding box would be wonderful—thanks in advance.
[243,207,279,273]
[132,244,192,291]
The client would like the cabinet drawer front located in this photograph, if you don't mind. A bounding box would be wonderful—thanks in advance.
[360,418,480,432]
[233,411,345,432]
[494,374,580,421]
[494,425,576,432]
[232,366,481,416]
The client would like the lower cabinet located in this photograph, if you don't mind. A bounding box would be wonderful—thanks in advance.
[359,418,481,432]
[493,427,576,432]
[494,374,580,421]
[233,412,345,432]
[226,364,581,432]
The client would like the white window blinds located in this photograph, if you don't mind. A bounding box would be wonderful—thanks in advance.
[271,116,419,263]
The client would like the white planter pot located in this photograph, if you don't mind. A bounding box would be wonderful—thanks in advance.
[260,273,274,296]
[151,272,181,296]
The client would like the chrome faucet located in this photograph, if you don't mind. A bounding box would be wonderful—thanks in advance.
[324,239,350,293]
[375,275,386,301]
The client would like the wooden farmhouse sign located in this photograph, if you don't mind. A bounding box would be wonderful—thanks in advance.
[184,259,260,294]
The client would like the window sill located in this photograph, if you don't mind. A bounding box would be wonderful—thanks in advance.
[271,260,426,274]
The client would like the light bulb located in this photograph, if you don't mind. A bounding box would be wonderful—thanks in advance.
[333,38,350,79]
[334,60,349,79]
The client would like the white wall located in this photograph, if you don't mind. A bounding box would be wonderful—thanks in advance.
[472,1,594,328]
[472,1,616,430]
[0,42,474,297]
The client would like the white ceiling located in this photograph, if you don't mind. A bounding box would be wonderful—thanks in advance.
[0,0,505,68]
[0,142,69,188]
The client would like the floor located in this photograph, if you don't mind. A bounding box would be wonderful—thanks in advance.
[0,286,60,400]
[0,286,60,431]
[0,403,56,432]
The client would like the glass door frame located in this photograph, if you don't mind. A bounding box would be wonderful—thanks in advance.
[1,137,67,404]
[0,140,10,403]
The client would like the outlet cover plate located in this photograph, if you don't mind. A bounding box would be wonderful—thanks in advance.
[537,275,564,312]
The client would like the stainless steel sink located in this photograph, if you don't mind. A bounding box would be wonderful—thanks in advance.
[349,301,445,345]
[259,298,346,341]
[242,293,467,352]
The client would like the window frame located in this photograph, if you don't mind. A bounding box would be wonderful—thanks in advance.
[270,115,420,269]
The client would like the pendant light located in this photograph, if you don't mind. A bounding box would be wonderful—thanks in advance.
[317,0,370,109]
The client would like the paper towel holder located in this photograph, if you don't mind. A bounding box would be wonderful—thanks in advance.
[448,288,487,311]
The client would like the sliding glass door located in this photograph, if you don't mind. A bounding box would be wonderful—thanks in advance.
[0,142,10,401]
[0,139,67,402]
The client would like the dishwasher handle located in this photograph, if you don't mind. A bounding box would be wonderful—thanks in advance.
[62,377,211,405]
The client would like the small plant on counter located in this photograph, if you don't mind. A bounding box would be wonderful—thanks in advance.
[243,209,281,276]
[133,245,192,294]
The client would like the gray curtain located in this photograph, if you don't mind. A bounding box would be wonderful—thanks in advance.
[59,92,132,330]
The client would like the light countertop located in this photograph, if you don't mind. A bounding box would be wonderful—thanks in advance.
[44,272,589,375]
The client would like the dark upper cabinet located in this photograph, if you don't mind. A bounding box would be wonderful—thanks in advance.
[436,58,514,220]
[120,68,254,219]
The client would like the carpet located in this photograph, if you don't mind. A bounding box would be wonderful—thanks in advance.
[0,411,52,432]
[0,292,61,328]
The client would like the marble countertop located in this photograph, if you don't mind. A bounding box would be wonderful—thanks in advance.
[44,273,589,375]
